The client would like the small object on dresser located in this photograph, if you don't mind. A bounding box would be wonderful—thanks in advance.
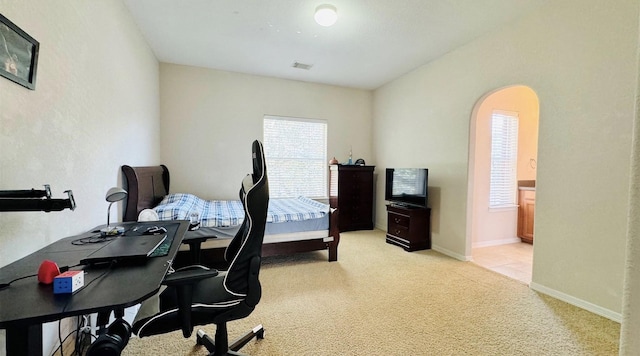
[329,157,339,165]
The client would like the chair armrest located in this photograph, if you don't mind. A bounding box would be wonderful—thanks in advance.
[163,267,219,286]
[183,236,210,245]
[162,266,219,338]
[182,234,218,264]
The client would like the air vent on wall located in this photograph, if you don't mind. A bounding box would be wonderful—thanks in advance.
[292,61,313,70]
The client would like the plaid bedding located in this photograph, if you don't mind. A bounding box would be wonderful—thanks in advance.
[153,194,329,228]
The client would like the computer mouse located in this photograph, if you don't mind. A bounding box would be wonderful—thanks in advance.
[143,226,167,235]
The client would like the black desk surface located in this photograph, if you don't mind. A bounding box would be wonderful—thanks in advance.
[0,220,188,328]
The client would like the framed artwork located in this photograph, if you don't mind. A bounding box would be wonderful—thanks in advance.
[0,13,39,90]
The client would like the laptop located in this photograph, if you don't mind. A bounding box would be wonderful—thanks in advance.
[80,234,167,266]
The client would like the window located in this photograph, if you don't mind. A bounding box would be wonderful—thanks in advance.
[489,111,519,208]
[263,115,328,198]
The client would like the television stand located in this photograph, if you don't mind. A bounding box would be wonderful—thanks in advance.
[389,203,414,209]
[386,204,431,251]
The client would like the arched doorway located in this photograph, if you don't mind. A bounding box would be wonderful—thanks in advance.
[466,85,539,284]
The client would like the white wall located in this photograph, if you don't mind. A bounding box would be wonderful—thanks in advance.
[0,0,159,353]
[159,63,373,199]
[373,0,639,317]
[619,20,640,355]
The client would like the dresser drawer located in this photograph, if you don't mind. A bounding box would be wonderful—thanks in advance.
[388,212,410,228]
[329,165,375,232]
[387,221,409,239]
[386,204,431,252]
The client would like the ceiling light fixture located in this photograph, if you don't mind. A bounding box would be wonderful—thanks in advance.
[314,4,337,27]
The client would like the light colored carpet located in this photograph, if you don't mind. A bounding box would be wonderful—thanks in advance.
[123,230,620,355]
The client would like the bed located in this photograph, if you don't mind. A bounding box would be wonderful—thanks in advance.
[121,165,340,262]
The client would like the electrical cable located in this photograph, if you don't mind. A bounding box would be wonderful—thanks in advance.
[71,234,114,245]
[73,315,97,356]
[73,315,87,356]
[58,317,65,356]
[78,332,99,356]
[0,273,37,290]
[52,321,79,356]
[56,263,115,355]
[71,225,140,246]
[0,263,81,290]
[60,263,114,314]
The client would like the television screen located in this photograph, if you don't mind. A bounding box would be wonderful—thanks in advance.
[385,168,428,208]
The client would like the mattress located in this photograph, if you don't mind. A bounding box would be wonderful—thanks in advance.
[154,194,329,227]
[179,213,331,251]
[151,194,332,251]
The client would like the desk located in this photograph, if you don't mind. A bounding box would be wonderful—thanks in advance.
[0,220,189,356]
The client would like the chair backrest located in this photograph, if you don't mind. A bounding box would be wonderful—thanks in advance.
[222,140,269,302]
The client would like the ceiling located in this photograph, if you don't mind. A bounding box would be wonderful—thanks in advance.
[123,0,546,90]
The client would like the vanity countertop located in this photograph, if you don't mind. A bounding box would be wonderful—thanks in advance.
[518,180,536,191]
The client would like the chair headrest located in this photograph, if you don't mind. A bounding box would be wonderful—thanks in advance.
[251,140,266,185]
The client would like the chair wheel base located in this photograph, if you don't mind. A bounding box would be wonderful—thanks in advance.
[196,324,264,356]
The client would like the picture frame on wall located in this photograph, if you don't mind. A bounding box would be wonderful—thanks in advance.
[0,13,39,90]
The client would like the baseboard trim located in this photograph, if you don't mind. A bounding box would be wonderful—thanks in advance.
[472,237,521,248]
[530,282,622,323]
[432,245,470,261]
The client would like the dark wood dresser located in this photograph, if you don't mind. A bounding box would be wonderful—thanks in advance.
[386,204,431,251]
[329,165,375,232]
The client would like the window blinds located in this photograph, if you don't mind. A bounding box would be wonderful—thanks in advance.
[263,115,328,199]
[489,111,519,208]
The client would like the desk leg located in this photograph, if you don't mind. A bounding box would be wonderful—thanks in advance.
[6,324,43,356]
[187,241,202,264]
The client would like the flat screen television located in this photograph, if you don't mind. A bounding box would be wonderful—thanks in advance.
[385,168,429,208]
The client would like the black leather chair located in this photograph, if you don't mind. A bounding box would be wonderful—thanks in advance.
[131,140,269,356]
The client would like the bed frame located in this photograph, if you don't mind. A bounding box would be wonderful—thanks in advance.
[121,165,340,262]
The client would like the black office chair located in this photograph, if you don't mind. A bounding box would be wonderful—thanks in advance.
[131,140,269,356]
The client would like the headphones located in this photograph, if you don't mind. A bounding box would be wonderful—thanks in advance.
[86,318,132,356]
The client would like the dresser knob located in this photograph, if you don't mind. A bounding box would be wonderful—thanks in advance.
[394,218,401,223]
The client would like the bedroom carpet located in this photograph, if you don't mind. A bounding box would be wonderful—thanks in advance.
[122,229,620,355]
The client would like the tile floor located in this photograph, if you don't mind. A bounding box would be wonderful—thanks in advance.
[472,242,533,284]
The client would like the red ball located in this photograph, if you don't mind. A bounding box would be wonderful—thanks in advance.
[37,260,60,284]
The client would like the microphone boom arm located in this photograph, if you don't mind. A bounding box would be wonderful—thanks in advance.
[0,186,76,212]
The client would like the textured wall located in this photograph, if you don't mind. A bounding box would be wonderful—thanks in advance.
[0,1,159,354]
[619,24,640,354]
[159,63,373,200]
[373,0,639,317]
[0,1,159,266]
